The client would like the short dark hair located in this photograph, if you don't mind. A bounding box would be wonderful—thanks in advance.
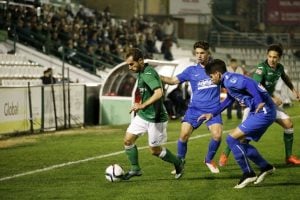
[205,59,227,75]
[126,48,144,61]
[193,41,209,51]
[267,44,283,57]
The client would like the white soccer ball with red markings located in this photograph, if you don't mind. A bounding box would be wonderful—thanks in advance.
[105,164,124,182]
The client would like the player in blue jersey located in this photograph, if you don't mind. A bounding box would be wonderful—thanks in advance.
[160,41,223,174]
[199,59,276,189]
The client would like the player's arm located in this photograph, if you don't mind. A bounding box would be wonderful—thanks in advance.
[160,75,180,85]
[244,80,266,113]
[130,88,163,113]
[198,95,235,122]
[281,71,300,100]
[271,96,283,106]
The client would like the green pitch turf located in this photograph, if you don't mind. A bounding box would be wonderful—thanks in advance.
[1,102,300,199]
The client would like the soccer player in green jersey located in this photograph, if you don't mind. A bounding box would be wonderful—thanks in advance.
[122,48,184,180]
[219,44,300,166]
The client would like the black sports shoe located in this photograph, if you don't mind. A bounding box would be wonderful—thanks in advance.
[234,171,257,189]
[254,164,275,184]
[171,158,185,175]
[122,170,142,180]
[174,159,185,179]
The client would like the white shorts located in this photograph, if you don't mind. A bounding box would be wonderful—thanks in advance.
[126,115,167,147]
[242,106,289,122]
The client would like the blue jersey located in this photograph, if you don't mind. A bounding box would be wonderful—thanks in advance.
[213,72,276,141]
[221,72,274,112]
[177,64,220,109]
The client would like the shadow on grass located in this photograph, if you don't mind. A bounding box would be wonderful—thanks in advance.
[273,163,300,169]
[253,182,300,188]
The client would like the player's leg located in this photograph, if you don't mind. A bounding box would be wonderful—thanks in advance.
[148,121,184,179]
[177,122,193,159]
[205,122,222,173]
[176,107,202,161]
[231,109,276,188]
[227,104,232,119]
[123,116,146,180]
[276,109,300,164]
[218,107,250,166]
[226,131,257,189]
[123,133,142,180]
[151,146,184,179]
[241,141,275,185]
[170,122,192,175]
[219,146,231,166]
[236,102,242,119]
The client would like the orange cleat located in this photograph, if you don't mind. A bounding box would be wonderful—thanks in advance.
[219,153,229,167]
[286,155,300,165]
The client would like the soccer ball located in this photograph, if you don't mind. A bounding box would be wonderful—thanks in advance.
[105,164,125,182]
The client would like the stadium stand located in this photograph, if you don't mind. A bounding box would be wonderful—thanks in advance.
[0,54,45,86]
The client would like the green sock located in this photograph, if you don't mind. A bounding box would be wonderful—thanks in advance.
[125,145,140,171]
[223,146,231,157]
[160,148,181,166]
[284,133,293,158]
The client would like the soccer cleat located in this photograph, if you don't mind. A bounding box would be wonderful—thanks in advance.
[286,155,300,165]
[174,159,185,179]
[122,170,142,180]
[234,171,257,189]
[171,158,185,175]
[218,153,229,167]
[205,160,220,173]
[254,164,275,185]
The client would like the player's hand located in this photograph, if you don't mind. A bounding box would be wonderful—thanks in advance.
[292,90,300,101]
[129,103,144,114]
[272,96,282,106]
[197,113,213,123]
[295,91,300,101]
[255,102,265,113]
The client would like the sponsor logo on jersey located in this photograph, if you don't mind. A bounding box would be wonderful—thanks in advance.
[255,69,262,75]
[229,77,237,84]
[197,78,216,90]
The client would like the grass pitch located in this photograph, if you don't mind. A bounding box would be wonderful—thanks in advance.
[1,103,300,199]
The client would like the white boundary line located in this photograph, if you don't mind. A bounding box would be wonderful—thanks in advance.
[0,130,232,182]
[2,114,300,182]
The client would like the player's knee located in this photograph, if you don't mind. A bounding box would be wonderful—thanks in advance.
[211,130,222,141]
[179,132,190,142]
[211,134,222,141]
[285,121,293,129]
[124,138,133,146]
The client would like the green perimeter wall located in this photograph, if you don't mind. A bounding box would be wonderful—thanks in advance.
[100,98,132,125]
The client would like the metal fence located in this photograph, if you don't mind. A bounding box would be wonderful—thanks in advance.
[208,31,300,49]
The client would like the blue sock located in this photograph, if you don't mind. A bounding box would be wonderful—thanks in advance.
[242,143,269,169]
[177,139,187,159]
[205,139,221,162]
[226,135,253,174]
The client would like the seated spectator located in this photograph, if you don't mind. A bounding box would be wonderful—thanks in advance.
[41,68,57,84]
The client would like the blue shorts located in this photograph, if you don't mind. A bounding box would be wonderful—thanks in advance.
[239,106,276,142]
[182,106,222,129]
